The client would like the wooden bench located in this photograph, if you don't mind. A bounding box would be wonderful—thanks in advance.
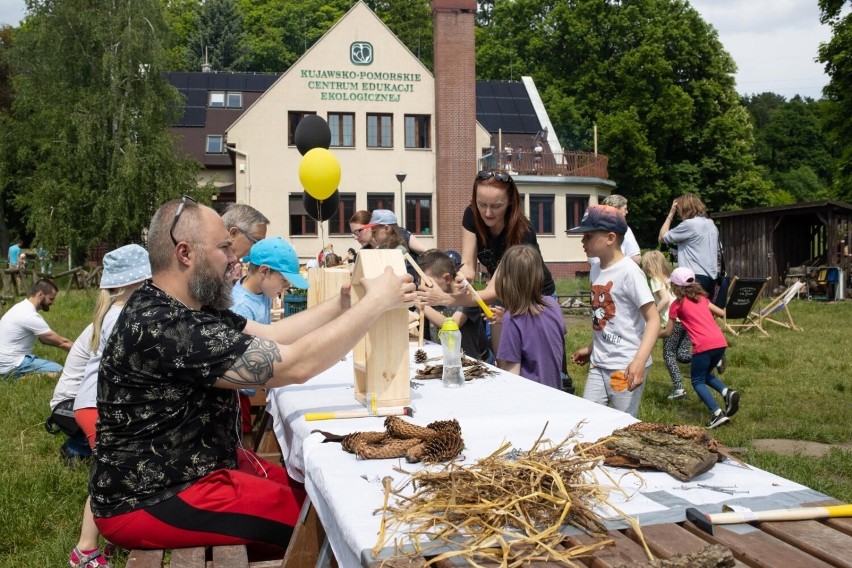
[125,545,283,567]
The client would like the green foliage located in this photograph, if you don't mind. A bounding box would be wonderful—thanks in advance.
[819,0,852,201]
[476,0,770,243]
[6,0,203,257]
[192,0,248,71]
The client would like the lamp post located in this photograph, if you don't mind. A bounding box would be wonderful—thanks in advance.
[396,172,407,219]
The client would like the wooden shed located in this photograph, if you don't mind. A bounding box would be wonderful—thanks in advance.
[711,200,852,294]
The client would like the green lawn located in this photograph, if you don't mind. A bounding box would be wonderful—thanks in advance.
[0,287,850,567]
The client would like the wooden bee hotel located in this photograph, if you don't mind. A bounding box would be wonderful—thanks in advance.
[349,249,411,408]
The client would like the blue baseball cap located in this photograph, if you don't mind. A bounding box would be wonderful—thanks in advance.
[368,209,398,226]
[567,205,627,235]
[241,237,310,289]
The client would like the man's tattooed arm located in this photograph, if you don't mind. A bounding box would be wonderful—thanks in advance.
[218,337,282,387]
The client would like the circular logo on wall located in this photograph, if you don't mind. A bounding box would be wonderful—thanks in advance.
[350,42,373,65]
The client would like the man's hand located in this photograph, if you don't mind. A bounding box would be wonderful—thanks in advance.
[361,267,415,310]
[416,282,453,307]
[338,282,352,311]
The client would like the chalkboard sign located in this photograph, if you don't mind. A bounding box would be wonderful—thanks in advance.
[725,277,769,319]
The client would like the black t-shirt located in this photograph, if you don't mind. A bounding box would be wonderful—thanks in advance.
[90,282,254,517]
[461,206,555,296]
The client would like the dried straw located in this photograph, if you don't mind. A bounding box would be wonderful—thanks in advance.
[373,422,644,567]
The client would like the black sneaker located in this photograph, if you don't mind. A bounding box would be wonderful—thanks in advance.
[708,413,730,429]
[724,389,740,418]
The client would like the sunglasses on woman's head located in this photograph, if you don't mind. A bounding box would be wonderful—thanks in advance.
[477,170,512,183]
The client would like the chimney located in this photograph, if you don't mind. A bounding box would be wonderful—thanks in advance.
[432,0,477,251]
[201,46,212,73]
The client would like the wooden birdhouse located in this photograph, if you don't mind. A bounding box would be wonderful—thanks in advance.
[307,267,352,308]
[350,249,411,408]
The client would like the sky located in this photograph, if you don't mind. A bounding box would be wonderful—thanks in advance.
[0,0,836,100]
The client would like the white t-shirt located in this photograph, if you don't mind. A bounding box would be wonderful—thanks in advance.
[622,226,641,259]
[50,324,94,410]
[74,306,122,411]
[0,300,53,374]
[589,256,655,370]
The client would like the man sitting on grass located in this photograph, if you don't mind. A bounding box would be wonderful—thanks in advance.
[89,197,415,555]
[0,279,72,379]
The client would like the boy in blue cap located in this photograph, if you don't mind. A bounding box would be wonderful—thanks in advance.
[231,237,310,434]
[232,237,309,325]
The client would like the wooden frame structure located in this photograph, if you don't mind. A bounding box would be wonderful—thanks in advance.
[349,250,411,408]
[306,267,351,308]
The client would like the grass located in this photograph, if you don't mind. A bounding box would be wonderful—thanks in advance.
[0,287,850,567]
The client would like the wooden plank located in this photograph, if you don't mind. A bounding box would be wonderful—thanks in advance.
[826,517,852,538]
[684,521,835,568]
[168,547,206,568]
[564,530,653,567]
[759,520,852,568]
[282,498,326,568]
[125,549,163,568]
[211,545,249,568]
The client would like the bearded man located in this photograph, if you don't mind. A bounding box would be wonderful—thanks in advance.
[0,279,72,378]
[89,196,415,553]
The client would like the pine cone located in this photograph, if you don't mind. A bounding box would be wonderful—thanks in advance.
[354,437,422,460]
[406,431,465,463]
[341,431,386,453]
[414,349,428,363]
[385,415,439,440]
[426,419,461,436]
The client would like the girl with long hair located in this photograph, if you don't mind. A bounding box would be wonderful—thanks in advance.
[493,245,565,389]
[660,267,740,429]
[641,250,692,400]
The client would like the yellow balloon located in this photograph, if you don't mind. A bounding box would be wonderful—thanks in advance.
[299,148,341,201]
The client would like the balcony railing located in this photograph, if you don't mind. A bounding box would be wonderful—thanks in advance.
[479,151,608,180]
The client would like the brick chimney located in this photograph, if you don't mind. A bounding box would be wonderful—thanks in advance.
[433,0,477,251]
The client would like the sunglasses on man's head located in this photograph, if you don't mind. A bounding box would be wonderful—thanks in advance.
[169,194,198,246]
[477,170,512,183]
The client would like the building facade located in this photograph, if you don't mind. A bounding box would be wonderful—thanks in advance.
[170,1,615,275]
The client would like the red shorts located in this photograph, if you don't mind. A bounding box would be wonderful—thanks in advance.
[94,449,305,552]
[74,408,98,450]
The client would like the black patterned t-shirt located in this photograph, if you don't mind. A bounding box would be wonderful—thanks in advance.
[90,282,254,517]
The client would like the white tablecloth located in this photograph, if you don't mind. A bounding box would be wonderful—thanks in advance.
[268,342,824,567]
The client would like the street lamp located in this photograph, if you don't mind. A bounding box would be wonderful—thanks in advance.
[396,172,407,219]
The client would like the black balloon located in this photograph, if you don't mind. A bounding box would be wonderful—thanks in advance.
[302,190,340,222]
[295,115,332,156]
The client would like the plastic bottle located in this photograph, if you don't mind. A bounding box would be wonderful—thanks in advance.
[439,318,464,388]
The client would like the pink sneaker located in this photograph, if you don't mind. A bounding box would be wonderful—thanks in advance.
[69,547,112,568]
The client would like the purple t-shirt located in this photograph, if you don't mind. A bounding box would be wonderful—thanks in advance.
[497,296,566,389]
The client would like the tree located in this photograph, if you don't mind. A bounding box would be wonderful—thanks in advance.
[475,0,771,242]
[191,0,248,71]
[7,0,203,259]
[818,0,852,201]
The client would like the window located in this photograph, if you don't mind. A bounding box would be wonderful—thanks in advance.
[226,92,243,108]
[329,193,357,235]
[209,91,225,108]
[209,91,242,108]
[529,194,554,235]
[405,194,433,235]
[288,111,316,146]
[206,135,224,154]
[367,193,395,212]
[404,115,430,148]
[566,195,588,230]
[367,113,393,148]
[328,112,355,147]
[519,193,526,216]
[289,194,316,236]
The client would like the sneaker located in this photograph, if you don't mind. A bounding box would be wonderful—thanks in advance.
[717,354,727,374]
[707,412,730,429]
[69,547,112,568]
[724,389,740,418]
[668,388,687,400]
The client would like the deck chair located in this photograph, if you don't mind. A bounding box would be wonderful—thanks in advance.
[750,280,805,332]
[722,277,770,335]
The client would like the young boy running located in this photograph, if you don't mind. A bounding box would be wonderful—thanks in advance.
[569,205,659,417]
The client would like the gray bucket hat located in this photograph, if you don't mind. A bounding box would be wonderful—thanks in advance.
[100,244,152,289]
